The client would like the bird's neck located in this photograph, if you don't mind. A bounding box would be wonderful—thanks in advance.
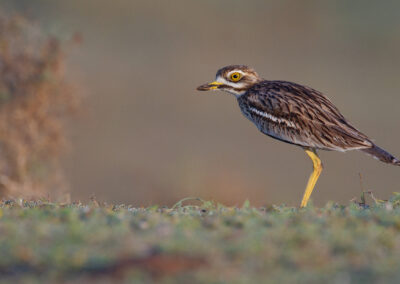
[223,87,249,97]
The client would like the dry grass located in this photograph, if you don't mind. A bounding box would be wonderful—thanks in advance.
[0,13,79,198]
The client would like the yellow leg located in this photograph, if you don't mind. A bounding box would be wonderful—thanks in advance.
[300,149,323,208]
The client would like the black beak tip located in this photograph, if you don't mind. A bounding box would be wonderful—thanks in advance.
[196,84,209,91]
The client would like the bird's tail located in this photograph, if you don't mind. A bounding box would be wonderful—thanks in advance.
[361,144,400,166]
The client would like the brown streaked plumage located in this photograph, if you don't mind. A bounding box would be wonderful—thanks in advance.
[197,65,399,207]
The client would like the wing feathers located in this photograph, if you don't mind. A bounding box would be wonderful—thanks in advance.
[238,80,372,151]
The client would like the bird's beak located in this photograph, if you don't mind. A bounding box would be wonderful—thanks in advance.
[196,81,223,91]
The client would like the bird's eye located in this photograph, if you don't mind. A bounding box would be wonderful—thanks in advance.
[230,72,242,82]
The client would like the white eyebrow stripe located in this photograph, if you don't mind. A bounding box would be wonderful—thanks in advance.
[249,107,297,128]
[227,70,245,78]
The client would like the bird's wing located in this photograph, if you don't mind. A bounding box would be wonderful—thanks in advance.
[239,81,372,151]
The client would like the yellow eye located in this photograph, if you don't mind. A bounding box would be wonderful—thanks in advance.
[230,72,242,82]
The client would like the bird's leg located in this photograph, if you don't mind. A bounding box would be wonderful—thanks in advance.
[300,149,323,208]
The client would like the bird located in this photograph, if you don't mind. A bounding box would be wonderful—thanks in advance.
[197,65,399,207]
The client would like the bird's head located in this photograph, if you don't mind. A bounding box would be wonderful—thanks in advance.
[197,65,261,96]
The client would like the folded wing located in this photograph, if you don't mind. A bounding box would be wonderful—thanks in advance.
[238,80,372,151]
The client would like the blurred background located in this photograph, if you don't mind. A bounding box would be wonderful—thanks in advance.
[1,0,400,206]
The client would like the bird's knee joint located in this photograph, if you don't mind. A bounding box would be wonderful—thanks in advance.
[313,160,323,171]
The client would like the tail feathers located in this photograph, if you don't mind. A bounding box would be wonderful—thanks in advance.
[361,144,400,166]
